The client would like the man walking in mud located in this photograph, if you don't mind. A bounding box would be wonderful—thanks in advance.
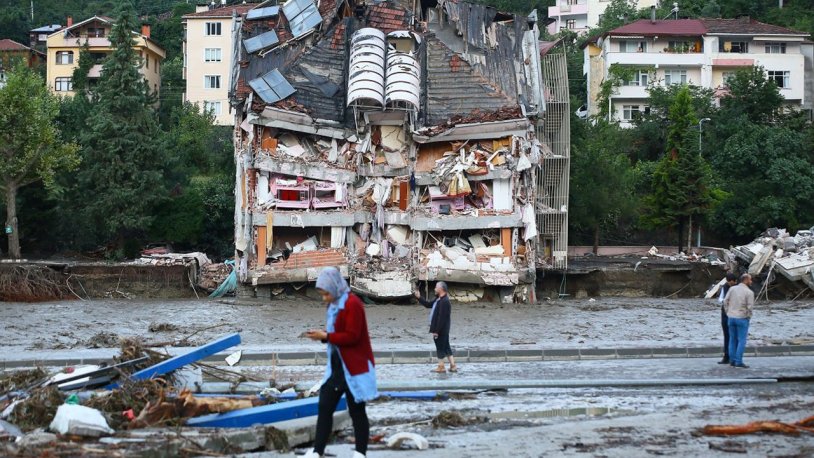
[717,272,738,364]
[724,273,754,368]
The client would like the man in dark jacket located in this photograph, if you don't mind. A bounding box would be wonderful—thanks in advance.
[717,272,738,364]
[415,281,457,373]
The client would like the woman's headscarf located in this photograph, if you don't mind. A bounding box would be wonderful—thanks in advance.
[316,267,350,300]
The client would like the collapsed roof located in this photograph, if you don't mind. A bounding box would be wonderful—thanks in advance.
[231,0,544,133]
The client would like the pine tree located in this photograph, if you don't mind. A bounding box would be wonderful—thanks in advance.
[644,86,716,251]
[77,7,167,255]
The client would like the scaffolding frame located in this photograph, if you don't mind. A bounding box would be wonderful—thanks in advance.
[537,47,570,270]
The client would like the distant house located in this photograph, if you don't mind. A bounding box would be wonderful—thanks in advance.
[45,16,166,97]
[583,16,814,125]
[547,0,659,35]
[0,39,45,87]
[182,3,256,125]
[29,23,63,51]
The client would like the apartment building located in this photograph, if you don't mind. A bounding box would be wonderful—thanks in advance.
[182,3,255,125]
[45,16,165,97]
[228,0,570,303]
[547,0,659,35]
[583,17,813,126]
[0,39,45,87]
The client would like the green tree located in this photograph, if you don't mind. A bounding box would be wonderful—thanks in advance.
[76,7,167,255]
[569,120,636,253]
[643,86,717,251]
[596,0,638,32]
[709,125,814,238]
[71,41,96,98]
[719,66,785,124]
[0,65,79,258]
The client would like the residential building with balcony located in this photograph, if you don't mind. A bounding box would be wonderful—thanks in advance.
[547,0,659,35]
[45,16,165,97]
[583,17,813,126]
[182,3,255,125]
[0,39,46,87]
[29,24,63,52]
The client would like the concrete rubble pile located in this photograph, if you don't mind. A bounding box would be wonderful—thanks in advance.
[730,227,814,292]
[0,334,351,457]
[230,0,568,302]
[132,252,237,295]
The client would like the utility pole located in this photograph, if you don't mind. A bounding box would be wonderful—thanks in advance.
[31,1,34,22]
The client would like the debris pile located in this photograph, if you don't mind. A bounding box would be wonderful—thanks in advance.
[701,415,814,436]
[0,265,73,302]
[0,333,347,456]
[730,227,814,295]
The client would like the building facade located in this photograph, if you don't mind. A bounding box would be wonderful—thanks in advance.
[547,0,659,35]
[229,0,569,303]
[182,4,255,125]
[584,17,812,126]
[0,39,45,87]
[46,16,165,97]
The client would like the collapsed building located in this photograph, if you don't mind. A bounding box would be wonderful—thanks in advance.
[230,0,570,303]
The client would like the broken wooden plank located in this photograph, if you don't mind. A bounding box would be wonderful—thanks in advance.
[128,333,241,382]
[186,396,347,428]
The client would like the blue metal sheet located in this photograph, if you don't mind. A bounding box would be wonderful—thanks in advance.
[186,396,347,428]
[379,390,443,400]
[128,333,241,381]
[243,30,279,53]
[246,6,280,20]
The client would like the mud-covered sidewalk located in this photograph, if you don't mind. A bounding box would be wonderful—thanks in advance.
[1,298,813,354]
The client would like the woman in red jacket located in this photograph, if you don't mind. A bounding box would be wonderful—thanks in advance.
[304,267,377,458]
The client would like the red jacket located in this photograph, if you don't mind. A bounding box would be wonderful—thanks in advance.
[326,293,375,376]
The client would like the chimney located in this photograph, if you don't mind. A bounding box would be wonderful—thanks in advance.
[196,5,209,12]
[67,16,73,27]
[141,23,151,38]
[650,5,656,23]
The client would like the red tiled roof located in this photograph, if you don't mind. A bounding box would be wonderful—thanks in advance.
[608,19,706,37]
[183,4,256,18]
[700,18,808,36]
[367,4,409,33]
[0,39,30,51]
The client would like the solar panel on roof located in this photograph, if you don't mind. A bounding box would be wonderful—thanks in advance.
[249,69,296,103]
[243,30,279,53]
[282,0,322,38]
[246,6,280,20]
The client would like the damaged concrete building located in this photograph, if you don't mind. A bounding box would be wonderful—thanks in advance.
[230,0,570,303]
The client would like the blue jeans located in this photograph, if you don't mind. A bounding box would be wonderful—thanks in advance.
[727,317,750,366]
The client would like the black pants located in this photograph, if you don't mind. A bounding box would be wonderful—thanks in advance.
[313,378,369,455]
[434,332,453,359]
[721,307,730,360]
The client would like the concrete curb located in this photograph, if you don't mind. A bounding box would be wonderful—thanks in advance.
[2,345,813,369]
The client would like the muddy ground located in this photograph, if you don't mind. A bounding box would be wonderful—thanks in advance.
[1,298,813,353]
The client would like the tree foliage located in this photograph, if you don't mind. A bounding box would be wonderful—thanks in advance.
[76,7,167,249]
[0,65,79,258]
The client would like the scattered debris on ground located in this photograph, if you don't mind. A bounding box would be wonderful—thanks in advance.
[729,227,814,298]
[700,415,814,436]
[431,410,487,428]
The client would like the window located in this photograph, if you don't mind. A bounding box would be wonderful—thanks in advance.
[56,51,74,65]
[38,33,47,41]
[205,48,222,62]
[204,75,221,89]
[155,60,159,74]
[565,19,576,29]
[768,70,790,89]
[722,71,735,86]
[664,70,687,85]
[719,40,749,53]
[54,77,72,92]
[145,56,149,69]
[620,40,646,53]
[205,22,222,36]
[623,70,649,87]
[765,42,786,54]
[86,27,105,38]
[667,40,699,52]
[622,105,648,121]
[204,101,222,115]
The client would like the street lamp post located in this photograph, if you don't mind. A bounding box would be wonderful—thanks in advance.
[696,118,711,248]
[698,117,711,156]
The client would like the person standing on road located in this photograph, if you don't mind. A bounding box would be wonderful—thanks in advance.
[724,273,755,368]
[717,272,739,364]
[304,267,377,458]
[415,281,458,373]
